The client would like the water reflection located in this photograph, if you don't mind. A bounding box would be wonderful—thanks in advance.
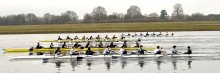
[43,57,196,72]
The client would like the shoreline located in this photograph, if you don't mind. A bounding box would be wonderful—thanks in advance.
[0,21,220,34]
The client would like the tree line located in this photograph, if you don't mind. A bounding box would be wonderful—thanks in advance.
[0,3,220,25]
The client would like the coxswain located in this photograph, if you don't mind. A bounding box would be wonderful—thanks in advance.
[58,36,63,40]
[70,46,79,55]
[62,42,67,48]
[85,47,95,55]
[154,46,161,54]
[55,47,62,56]
[171,45,178,54]
[184,46,192,54]
[103,46,112,55]
[50,42,54,48]
[138,45,146,54]
[36,42,43,49]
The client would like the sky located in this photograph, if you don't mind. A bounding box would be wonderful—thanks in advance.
[0,0,219,19]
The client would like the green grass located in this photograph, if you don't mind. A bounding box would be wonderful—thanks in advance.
[1,21,220,34]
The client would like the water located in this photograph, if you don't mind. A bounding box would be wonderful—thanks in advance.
[0,31,220,73]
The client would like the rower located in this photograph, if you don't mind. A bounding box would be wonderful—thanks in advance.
[184,46,192,54]
[171,45,178,54]
[171,33,174,36]
[74,42,81,48]
[85,47,95,55]
[138,45,146,55]
[154,46,161,54]
[89,36,93,40]
[82,36,86,40]
[146,32,149,36]
[62,42,67,48]
[74,36,79,40]
[66,35,72,40]
[55,47,62,56]
[98,41,104,48]
[134,41,140,48]
[50,42,54,48]
[112,35,117,39]
[140,33,143,36]
[58,36,63,40]
[105,35,110,39]
[36,42,43,49]
[137,38,141,42]
[96,35,101,40]
[103,46,112,55]
[166,32,169,36]
[110,42,117,48]
[85,41,91,48]
[121,41,128,48]
[70,46,79,55]
[119,46,127,55]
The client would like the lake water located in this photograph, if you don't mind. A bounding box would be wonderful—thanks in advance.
[0,31,220,73]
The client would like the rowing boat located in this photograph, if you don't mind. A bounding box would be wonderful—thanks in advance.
[39,39,135,43]
[11,54,220,60]
[3,47,154,53]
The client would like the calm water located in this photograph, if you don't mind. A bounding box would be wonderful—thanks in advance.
[1,31,220,73]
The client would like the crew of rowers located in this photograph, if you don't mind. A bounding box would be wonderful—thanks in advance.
[53,44,192,56]
[123,32,174,37]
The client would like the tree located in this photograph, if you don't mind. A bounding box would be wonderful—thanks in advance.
[172,3,184,21]
[83,13,93,23]
[191,13,206,21]
[26,13,38,24]
[160,10,168,21]
[61,11,78,23]
[124,5,143,19]
[92,6,107,21]
[148,12,159,21]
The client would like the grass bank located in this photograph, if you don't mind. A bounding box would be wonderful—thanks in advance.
[0,21,220,34]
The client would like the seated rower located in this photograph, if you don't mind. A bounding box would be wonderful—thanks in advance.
[89,36,93,40]
[50,42,54,48]
[154,46,161,54]
[85,47,95,55]
[134,41,140,48]
[171,33,174,36]
[55,47,62,56]
[82,36,86,40]
[119,47,127,55]
[103,46,112,55]
[66,35,72,40]
[184,46,192,54]
[74,36,79,40]
[109,42,117,48]
[105,35,110,39]
[74,42,81,48]
[98,41,104,48]
[70,46,79,55]
[96,35,101,40]
[145,32,149,36]
[112,35,117,39]
[85,41,91,48]
[138,45,146,54]
[121,41,128,48]
[171,45,178,54]
[58,36,63,40]
[36,42,43,49]
[62,42,67,48]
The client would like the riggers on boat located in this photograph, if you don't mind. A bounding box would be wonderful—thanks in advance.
[3,47,154,53]
[10,54,220,60]
[39,39,134,43]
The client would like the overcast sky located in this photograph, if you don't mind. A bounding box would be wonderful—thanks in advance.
[0,0,219,19]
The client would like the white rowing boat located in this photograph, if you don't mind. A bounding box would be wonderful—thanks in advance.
[11,54,220,60]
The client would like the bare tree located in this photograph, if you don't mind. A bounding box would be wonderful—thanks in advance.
[148,12,159,21]
[92,6,107,21]
[83,13,93,23]
[172,3,184,21]
[26,13,38,24]
[124,5,143,20]
[61,11,78,23]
